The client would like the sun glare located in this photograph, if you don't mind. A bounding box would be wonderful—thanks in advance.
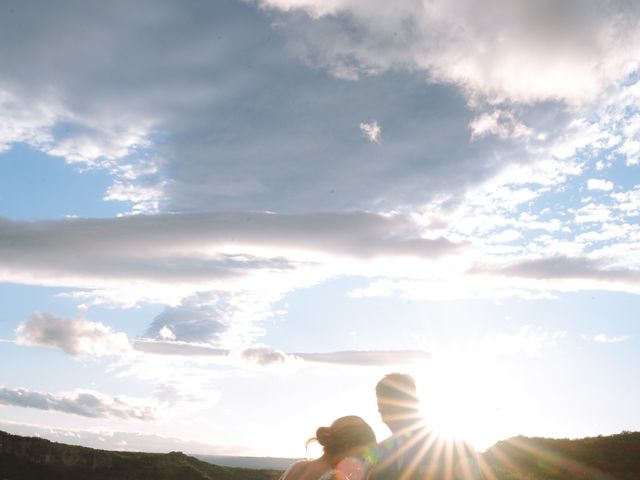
[412,353,512,452]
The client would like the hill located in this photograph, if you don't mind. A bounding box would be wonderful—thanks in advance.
[0,430,281,480]
[2,429,640,479]
[483,431,640,479]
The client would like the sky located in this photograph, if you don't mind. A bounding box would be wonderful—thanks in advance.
[0,0,639,457]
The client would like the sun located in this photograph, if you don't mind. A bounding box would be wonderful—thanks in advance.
[410,353,512,452]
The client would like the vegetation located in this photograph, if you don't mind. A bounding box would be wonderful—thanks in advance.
[482,431,640,480]
[2,429,640,479]
[0,430,281,480]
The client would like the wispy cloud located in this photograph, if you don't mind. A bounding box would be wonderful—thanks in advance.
[482,326,566,357]
[587,178,614,191]
[293,350,430,365]
[16,316,430,369]
[359,120,381,143]
[593,333,631,344]
[241,346,290,366]
[135,340,431,367]
[0,387,155,421]
[469,110,532,140]
[132,339,229,357]
[472,255,640,284]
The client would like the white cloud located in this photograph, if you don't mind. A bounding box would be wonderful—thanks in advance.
[240,346,290,366]
[488,229,522,244]
[551,118,615,160]
[470,110,532,140]
[5,195,637,320]
[621,140,640,165]
[482,326,566,357]
[261,0,640,104]
[538,239,586,258]
[15,312,430,370]
[470,255,640,296]
[158,326,176,341]
[294,349,430,365]
[593,333,631,344]
[258,0,344,17]
[587,178,614,191]
[613,187,640,216]
[104,181,166,214]
[44,127,150,169]
[144,291,277,347]
[576,222,632,244]
[349,275,563,302]
[0,386,155,421]
[573,203,613,224]
[0,86,156,213]
[16,312,132,357]
[132,339,228,357]
[359,120,381,143]
[0,90,57,151]
[134,339,431,367]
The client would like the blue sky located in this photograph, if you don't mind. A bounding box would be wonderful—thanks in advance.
[0,0,639,457]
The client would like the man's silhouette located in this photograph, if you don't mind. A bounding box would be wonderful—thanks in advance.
[366,373,483,480]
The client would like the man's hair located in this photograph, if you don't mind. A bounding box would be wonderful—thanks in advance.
[375,373,418,407]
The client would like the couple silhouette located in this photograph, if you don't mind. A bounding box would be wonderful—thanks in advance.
[280,373,483,480]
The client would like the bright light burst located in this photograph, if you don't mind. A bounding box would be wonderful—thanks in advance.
[411,352,515,451]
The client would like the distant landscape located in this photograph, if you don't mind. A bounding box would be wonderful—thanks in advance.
[1,429,639,479]
[0,430,281,480]
[193,455,299,471]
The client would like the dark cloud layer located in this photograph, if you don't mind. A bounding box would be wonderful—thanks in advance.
[0,212,461,286]
[0,0,562,215]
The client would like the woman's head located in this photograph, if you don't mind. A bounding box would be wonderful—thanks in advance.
[312,415,376,464]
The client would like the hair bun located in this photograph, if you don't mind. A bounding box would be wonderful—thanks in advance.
[315,426,332,447]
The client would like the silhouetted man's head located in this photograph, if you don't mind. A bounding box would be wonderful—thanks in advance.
[375,373,421,433]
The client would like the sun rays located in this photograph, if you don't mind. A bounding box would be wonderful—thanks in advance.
[345,429,622,480]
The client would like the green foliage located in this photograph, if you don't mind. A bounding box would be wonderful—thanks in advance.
[2,430,640,480]
[482,432,640,480]
[0,430,282,480]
